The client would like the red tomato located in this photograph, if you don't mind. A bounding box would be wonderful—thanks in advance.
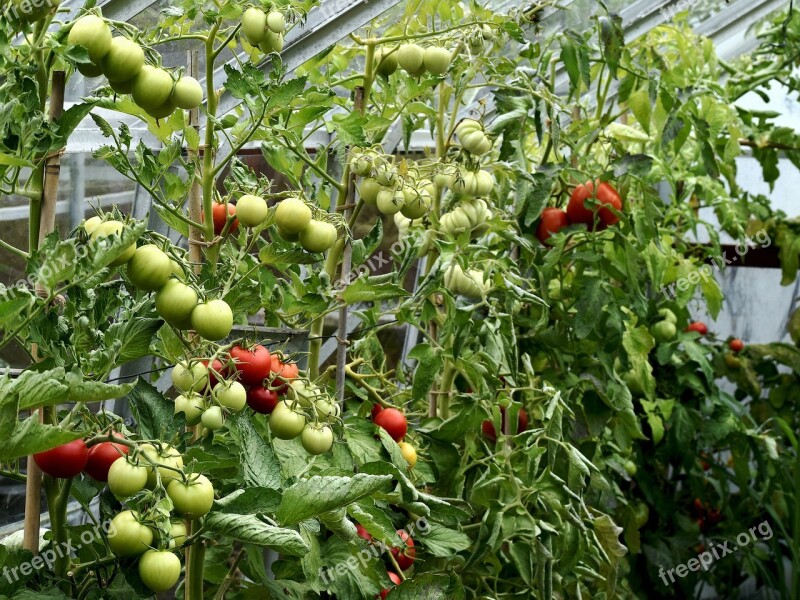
[203,358,227,389]
[269,356,300,394]
[481,406,529,443]
[567,180,622,229]
[371,403,383,419]
[84,436,129,482]
[536,208,570,245]
[373,407,407,441]
[686,322,708,336]
[204,202,238,235]
[34,439,89,479]
[390,530,415,570]
[230,344,271,386]
[729,338,744,353]
[356,524,372,541]
[379,572,402,599]
[247,386,280,414]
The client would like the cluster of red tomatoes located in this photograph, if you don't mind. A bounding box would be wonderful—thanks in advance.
[356,524,416,598]
[536,180,623,245]
[371,405,417,467]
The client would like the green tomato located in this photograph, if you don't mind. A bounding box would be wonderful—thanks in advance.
[316,398,340,420]
[174,393,205,426]
[266,10,286,33]
[171,361,208,393]
[634,502,649,528]
[101,37,145,83]
[269,401,306,440]
[455,118,482,138]
[108,510,152,557]
[259,30,284,53]
[473,170,494,197]
[236,194,268,227]
[658,308,678,324]
[138,550,181,593]
[350,152,373,176]
[92,220,137,266]
[109,78,134,95]
[460,129,492,156]
[213,381,247,413]
[190,299,233,341]
[83,216,102,234]
[77,61,104,78]
[168,521,187,549]
[132,66,174,112]
[374,162,397,187]
[301,424,334,455]
[374,47,398,77]
[299,220,338,253]
[242,7,268,44]
[357,177,381,205]
[423,46,452,75]
[274,197,312,234]
[623,370,645,396]
[146,99,176,121]
[170,76,203,110]
[397,43,425,75]
[400,188,431,220]
[127,244,172,291]
[201,406,224,430]
[624,460,637,476]
[155,279,198,328]
[140,443,183,487]
[167,473,214,519]
[107,457,148,498]
[68,15,112,64]
[650,320,677,343]
[440,209,472,236]
[377,189,405,215]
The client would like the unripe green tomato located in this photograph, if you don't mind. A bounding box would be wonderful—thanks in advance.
[68,15,112,64]
[91,220,136,266]
[624,370,645,396]
[109,78,134,95]
[724,353,742,370]
[242,7,268,44]
[236,194,268,227]
[266,11,286,33]
[277,227,300,242]
[301,424,334,455]
[624,460,637,476]
[377,189,405,215]
[269,401,306,440]
[171,361,208,393]
[132,66,174,112]
[357,177,381,205]
[274,197,312,234]
[299,220,338,253]
[474,170,494,197]
[461,129,492,156]
[174,393,206,426]
[650,320,677,343]
[107,457,148,498]
[374,48,399,77]
[350,152,372,176]
[259,30,284,53]
[634,502,649,528]
[190,299,233,341]
[168,521,187,549]
[127,244,172,291]
[102,37,145,83]
[374,163,397,187]
[658,308,678,324]
[423,46,452,75]
[213,381,247,413]
[316,398,340,420]
[171,76,203,110]
[138,550,181,593]
[167,473,214,519]
[140,444,183,488]
[83,216,102,234]
[146,99,176,121]
[397,43,425,75]
[401,188,431,220]
[455,118,482,138]
[451,171,478,196]
[107,510,152,557]
[440,209,472,236]
[201,405,225,430]
[155,279,198,328]
[77,62,104,78]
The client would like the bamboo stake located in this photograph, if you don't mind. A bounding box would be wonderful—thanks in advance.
[335,87,363,405]
[23,70,66,553]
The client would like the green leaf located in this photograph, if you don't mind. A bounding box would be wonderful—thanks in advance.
[276,474,393,525]
[214,488,282,515]
[408,344,443,402]
[126,378,180,442]
[0,152,32,168]
[65,374,135,404]
[229,413,282,489]
[628,87,651,134]
[341,277,409,304]
[0,416,85,462]
[417,523,471,557]
[204,513,308,555]
[387,573,465,600]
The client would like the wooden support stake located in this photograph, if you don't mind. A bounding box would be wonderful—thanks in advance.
[23,70,66,553]
[335,87,364,405]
